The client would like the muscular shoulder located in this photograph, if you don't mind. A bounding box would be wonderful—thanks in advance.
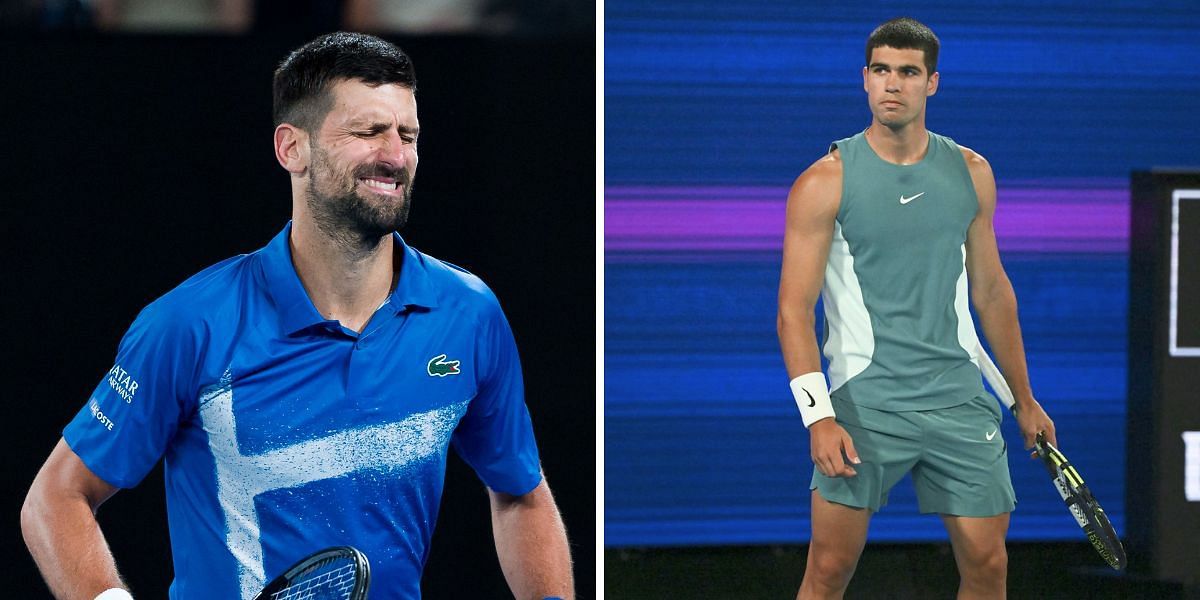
[958,145,997,212]
[787,149,843,215]
[796,148,842,186]
[414,250,505,321]
[170,251,253,303]
[142,254,253,327]
[958,145,994,181]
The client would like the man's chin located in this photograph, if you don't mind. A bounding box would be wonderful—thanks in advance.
[355,209,410,236]
[877,114,913,131]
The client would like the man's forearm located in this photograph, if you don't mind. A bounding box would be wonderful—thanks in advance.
[21,480,127,599]
[778,307,823,378]
[975,284,1035,406]
[489,481,573,600]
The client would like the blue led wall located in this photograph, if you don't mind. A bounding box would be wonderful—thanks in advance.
[605,1,1200,547]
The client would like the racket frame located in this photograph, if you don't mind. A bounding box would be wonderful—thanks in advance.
[1034,434,1127,571]
[976,345,1127,571]
[253,545,371,600]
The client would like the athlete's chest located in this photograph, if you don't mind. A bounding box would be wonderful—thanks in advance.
[839,167,977,254]
[196,309,478,456]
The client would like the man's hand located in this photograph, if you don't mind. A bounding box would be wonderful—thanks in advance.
[1014,398,1056,457]
[810,418,860,477]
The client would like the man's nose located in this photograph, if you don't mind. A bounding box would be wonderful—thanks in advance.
[885,71,900,92]
[379,131,414,167]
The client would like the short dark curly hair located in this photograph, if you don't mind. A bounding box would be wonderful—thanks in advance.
[865,17,940,75]
[272,32,418,131]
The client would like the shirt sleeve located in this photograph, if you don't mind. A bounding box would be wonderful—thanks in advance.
[62,298,200,488]
[450,300,543,496]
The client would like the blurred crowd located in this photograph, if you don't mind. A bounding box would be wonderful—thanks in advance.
[0,0,591,35]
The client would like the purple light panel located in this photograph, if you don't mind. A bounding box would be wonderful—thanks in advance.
[605,184,1129,256]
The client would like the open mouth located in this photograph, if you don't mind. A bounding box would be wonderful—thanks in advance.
[359,177,402,193]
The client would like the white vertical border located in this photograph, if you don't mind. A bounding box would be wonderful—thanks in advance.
[1184,431,1200,502]
[595,0,605,596]
[1170,189,1200,356]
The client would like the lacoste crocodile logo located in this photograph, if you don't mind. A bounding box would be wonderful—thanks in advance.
[427,354,461,377]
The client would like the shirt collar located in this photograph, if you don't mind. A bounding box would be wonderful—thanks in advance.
[259,222,439,336]
[391,232,439,311]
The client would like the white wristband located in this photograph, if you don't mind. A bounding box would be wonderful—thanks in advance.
[790,372,835,428]
[95,589,133,600]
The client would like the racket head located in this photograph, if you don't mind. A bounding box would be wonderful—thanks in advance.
[254,545,370,600]
[1034,433,1128,571]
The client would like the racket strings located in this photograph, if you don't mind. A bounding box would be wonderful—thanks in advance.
[1037,439,1127,571]
[269,561,357,600]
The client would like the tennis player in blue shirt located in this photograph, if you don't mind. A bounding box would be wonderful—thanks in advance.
[21,32,574,600]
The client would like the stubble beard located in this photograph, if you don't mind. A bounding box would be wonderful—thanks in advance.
[874,89,926,132]
[305,144,414,251]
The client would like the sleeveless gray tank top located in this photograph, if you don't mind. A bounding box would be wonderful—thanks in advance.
[822,130,986,411]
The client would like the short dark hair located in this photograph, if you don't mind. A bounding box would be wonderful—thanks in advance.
[865,17,939,75]
[273,32,418,130]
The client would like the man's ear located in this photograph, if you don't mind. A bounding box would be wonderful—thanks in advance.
[926,71,939,97]
[274,124,309,175]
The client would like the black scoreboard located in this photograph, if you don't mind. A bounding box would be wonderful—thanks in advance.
[1129,171,1200,586]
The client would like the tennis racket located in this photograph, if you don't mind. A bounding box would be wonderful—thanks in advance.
[253,546,371,600]
[975,343,1127,571]
[1033,432,1127,570]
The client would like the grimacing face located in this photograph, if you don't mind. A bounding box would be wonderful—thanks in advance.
[304,79,420,240]
[862,45,939,131]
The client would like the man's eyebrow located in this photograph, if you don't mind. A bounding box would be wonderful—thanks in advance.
[344,118,419,134]
[869,62,924,72]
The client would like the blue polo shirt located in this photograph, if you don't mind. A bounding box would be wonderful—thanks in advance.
[63,222,543,600]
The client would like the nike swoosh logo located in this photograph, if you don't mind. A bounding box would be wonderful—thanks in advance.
[986,429,998,441]
[900,192,925,204]
[804,389,816,408]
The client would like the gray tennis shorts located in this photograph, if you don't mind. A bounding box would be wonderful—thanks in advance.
[810,393,1016,517]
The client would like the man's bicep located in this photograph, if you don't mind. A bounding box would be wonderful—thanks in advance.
[38,438,120,510]
[779,164,839,311]
[963,150,1009,301]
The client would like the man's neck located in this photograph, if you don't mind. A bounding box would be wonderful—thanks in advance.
[865,121,929,165]
[288,217,396,333]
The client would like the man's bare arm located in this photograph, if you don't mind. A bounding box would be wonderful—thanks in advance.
[777,152,859,478]
[778,154,839,380]
[961,147,1056,450]
[489,479,573,600]
[21,438,128,600]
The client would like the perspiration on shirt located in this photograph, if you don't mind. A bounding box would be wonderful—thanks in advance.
[63,222,543,599]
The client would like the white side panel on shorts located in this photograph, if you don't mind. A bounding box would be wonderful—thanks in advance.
[822,221,874,392]
[955,244,982,367]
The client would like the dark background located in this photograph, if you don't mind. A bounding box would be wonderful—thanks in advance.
[0,32,594,597]
[1129,171,1200,588]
